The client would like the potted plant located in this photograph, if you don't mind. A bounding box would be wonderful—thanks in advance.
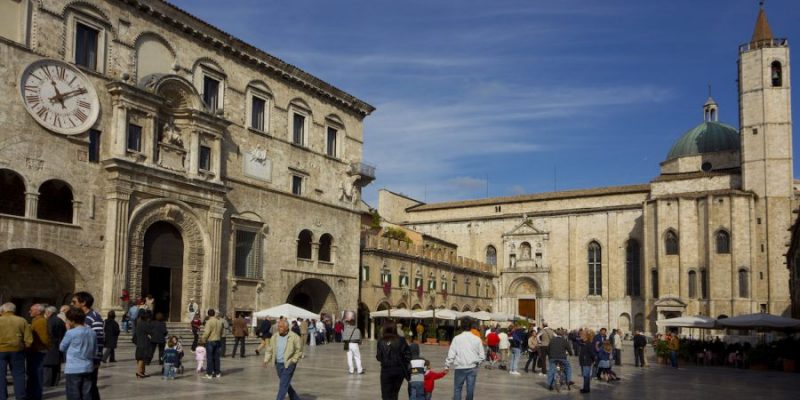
[426,325,438,345]
[655,339,670,365]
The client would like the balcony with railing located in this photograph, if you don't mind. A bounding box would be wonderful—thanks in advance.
[349,161,376,186]
[739,38,788,53]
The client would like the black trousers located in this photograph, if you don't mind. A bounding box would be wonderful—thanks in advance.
[634,347,645,366]
[220,337,227,357]
[538,352,548,374]
[102,347,116,363]
[191,331,199,351]
[613,349,621,366]
[90,365,101,400]
[525,351,538,372]
[379,366,406,400]
[232,337,246,357]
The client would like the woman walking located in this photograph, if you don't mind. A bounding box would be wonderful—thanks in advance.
[102,311,120,363]
[376,321,411,400]
[133,310,154,378]
[151,313,168,365]
[342,314,363,374]
[578,329,596,394]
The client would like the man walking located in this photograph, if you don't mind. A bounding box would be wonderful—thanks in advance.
[231,313,248,358]
[72,292,104,400]
[668,332,680,368]
[201,309,224,378]
[0,303,33,400]
[445,322,485,400]
[263,319,303,400]
[26,304,50,400]
[633,330,647,367]
[592,328,607,378]
[255,318,272,356]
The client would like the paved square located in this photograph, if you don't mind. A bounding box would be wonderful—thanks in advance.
[29,342,798,399]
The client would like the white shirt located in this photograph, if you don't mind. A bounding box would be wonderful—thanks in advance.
[498,332,510,349]
[445,332,485,370]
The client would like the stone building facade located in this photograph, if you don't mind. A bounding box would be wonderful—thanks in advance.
[378,7,795,334]
[0,0,374,321]
[359,228,495,338]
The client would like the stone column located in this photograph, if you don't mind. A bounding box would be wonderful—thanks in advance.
[71,200,82,225]
[204,205,225,311]
[188,131,200,178]
[24,191,38,218]
[112,103,129,156]
[312,242,320,269]
[211,136,222,181]
[101,189,131,313]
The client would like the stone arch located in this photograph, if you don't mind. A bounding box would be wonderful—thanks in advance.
[62,1,113,26]
[286,278,338,314]
[507,277,541,296]
[376,301,391,311]
[450,304,459,311]
[395,302,407,309]
[411,303,422,310]
[462,305,472,312]
[127,199,208,315]
[192,57,225,76]
[144,74,204,110]
[134,32,176,81]
[618,313,632,333]
[0,248,80,310]
[37,179,74,223]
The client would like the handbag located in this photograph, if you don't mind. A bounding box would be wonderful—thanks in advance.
[343,327,356,351]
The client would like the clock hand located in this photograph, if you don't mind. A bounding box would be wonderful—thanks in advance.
[48,82,67,109]
[59,88,88,100]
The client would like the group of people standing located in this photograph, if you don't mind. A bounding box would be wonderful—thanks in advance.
[0,291,107,400]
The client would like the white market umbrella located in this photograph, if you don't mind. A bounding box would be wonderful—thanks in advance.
[253,303,319,320]
[369,308,414,318]
[462,311,494,321]
[490,312,514,321]
[656,315,717,329]
[412,309,463,321]
[716,313,800,329]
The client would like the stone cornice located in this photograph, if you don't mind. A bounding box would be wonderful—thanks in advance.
[113,0,375,118]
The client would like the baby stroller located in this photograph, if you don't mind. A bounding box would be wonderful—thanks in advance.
[485,346,500,370]
[169,336,186,374]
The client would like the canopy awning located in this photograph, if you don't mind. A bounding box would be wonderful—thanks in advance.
[656,315,717,329]
[716,313,800,329]
[253,303,319,320]
[411,309,464,320]
[369,308,414,319]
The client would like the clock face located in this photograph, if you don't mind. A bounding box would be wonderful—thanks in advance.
[19,59,100,135]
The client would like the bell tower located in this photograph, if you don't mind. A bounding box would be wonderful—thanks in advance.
[738,3,792,314]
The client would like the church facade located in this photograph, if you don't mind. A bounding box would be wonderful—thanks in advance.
[0,0,374,321]
[379,8,794,334]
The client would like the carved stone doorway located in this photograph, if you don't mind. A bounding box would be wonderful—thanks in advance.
[142,221,184,322]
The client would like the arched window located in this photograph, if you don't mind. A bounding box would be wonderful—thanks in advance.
[700,269,708,299]
[318,233,333,262]
[716,230,730,254]
[296,229,313,259]
[651,269,659,298]
[625,239,641,297]
[0,169,26,216]
[37,180,73,223]
[771,61,783,87]
[688,270,697,298]
[665,230,679,255]
[588,241,602,296]
[485,245,497,266]
[738,269,749,298]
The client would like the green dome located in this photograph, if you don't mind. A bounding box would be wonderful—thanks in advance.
[666,121,740,160]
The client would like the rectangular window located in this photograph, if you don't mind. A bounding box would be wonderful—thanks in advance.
[361,266,369,282]
[326,127,337,157]
[292,113,305,145]
[251,96,266,131]
[652,270,659,298]
[415,277,423,289]
[199,145,211,171]
[291,175,303,195]
[75,23,98,70]
[428,280,436,290]
[381,272,392,285]
[700,270,708,299]
[234,230,262,279]
[88,129,101,163]
[441,281,448,292]
[203,76,220,112]
[400,275,408,288]
[126,124,142,152]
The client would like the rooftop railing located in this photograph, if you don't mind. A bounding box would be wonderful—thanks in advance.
[739,38,788,53]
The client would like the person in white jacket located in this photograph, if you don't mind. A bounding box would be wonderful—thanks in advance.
[445,322,485,400]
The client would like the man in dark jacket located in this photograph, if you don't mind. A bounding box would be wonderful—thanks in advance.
[43,306,66,387]
[546,329,574,391]
[577,333,597,393]
[255,318,272,356]
[633,330,647,367]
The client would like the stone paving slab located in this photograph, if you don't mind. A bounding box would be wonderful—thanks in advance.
[29,342,799,399]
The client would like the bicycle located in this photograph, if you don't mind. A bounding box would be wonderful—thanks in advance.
[553,360,571,393]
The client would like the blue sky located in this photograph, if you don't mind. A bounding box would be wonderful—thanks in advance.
[171,0,800,205]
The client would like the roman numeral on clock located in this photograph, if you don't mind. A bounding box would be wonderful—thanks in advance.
[56,66,66,80]
[74,109,88,122]
[26,95,40,104]
[36,107,49,120]
[78,100,91,109]
[54,115,62,128]
[42,67,53,81]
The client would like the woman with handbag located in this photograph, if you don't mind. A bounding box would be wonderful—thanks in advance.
[343,316,364,374]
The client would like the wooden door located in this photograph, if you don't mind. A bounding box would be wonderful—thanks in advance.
[518,299,536,320]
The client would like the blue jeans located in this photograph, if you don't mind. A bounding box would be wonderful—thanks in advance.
[275,362,300,400]
[205,341,222,376]
[26,351,45,400]
[547,358,573,387]
[65,372,92,400]
[409,380,425,400]
[509,348,521,372]
[0,351,26,400]
[581,366,592,391]
[453,367,478,400]
[162,363,176,379]
[670,351,678,368]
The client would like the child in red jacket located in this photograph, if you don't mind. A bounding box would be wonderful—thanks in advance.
[423,359,448,399]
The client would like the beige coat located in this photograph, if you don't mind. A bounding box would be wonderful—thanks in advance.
[263,331,303,366]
